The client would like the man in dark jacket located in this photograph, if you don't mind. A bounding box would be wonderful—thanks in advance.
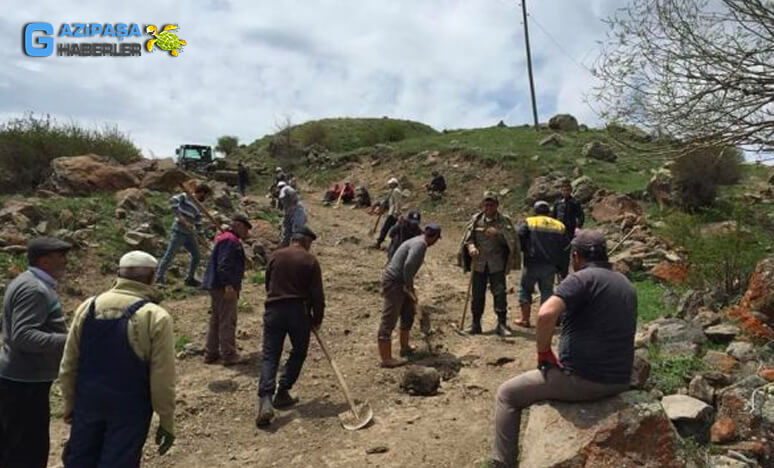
[0,237,71,468]
[202,215,251,366]
[256,227,325,428]
[515,201,568,328]
[387,210,422,260]
[426,171,446,196]
[237,162,249,197]
[552,181,585,278]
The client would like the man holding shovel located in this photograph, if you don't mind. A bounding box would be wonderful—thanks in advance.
[377,224,441,368]
[256,227,324,428]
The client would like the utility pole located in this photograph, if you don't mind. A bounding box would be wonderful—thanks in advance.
[520,0,539,130]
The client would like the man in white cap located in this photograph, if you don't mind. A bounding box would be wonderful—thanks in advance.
[375,177,403,249]
[59,251,176,466]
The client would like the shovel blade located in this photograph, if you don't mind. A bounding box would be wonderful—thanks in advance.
[338,402,373,431]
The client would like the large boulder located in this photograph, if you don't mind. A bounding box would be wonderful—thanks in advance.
[548,114,579,132]
[115,188,147,211]
[589,191,643,223]
[715,376,769,443]
[582,141,617,162]
[50,154,140,194]
[140,159,190,192]
[571,175,598,204]
[525,175,567,206]
[400,366,440,396]
[661,394,714,443]
[644,318,707,357]
[520,391,681,467]
[0,201,43,224]
[726,255,774,340]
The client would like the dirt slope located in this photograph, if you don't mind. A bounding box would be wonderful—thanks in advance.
[48,187,538,468]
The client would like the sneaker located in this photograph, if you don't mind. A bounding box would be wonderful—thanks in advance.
[184,278,201,288]
[255,396,275,427]
[273,389,299,409]
[468,322,482,335]
[495,322,512,337]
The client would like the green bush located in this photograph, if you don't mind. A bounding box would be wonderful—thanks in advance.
[215,135,239,156]
[300,122,328,147]
[671,145,744,210]
[0,114,139,193]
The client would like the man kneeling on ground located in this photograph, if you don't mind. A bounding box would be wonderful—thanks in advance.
[487,230,636,468]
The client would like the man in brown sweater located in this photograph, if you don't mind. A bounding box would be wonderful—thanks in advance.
[256,226,325,428]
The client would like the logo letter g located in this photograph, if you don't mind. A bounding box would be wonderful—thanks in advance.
[24,23,53,57]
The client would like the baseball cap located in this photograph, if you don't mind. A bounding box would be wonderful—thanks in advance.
[119,251,158,269]
[232,214,253,230]
[571,229,607,251]
[483,191,499,203]
[387,177,399,185]
[425,223,442,238]
[27,237,72,261]
[407,210,421,224]
[533,200,550,214]
[277,181,287,188]
[293,226,317,241]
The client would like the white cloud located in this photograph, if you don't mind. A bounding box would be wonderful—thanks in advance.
[0,0,620,157]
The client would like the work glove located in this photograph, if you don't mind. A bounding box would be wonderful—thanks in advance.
[156,426,175,455]
[537,349,561,377]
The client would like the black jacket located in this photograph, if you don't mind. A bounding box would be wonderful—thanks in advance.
[552,197,585,234]
[429,175,446,192]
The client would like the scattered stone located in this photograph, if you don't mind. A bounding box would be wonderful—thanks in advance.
[726,255,774,340]
[524,175,566,206]
[571,175,598,204]
[631,349,651,389]
[115,188,147,211]
[646,318,707,357]
[123,230,157,251]
[521,391,681,467]
[589,192,642,223]
[758,366,774,382]
[707,455,748,468]
[539,133,563,147]
[703,351,740,374]
[547,114,579,132]
[139,160,190,192]
[582,141,617,162]
[499,188,510,196]
[661,394,714,443]
[715,376,767,441]
[59,209,75,228]
[689,376,715,405]
[335,236,361,246]
[487,357,515,367]
[651,262,690,285]
[400,366,440,396]
[0,201,42,224]
[365,446,389,455]
[705,324,740,344]
[726,342,757,362]
[693,308,722,329]
[711,416,737,444]
[207,379,238,394]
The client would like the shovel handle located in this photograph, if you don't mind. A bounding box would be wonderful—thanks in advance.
[312,329,359,420]
[370,212,383,234]
[459,272,473,330]
[179,183,224,233]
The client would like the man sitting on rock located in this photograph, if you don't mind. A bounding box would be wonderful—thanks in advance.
[341,182,355,204]
[426,170,446,198]
[322,184,342,205]
[487,230,636,468]
[354,186,372,209]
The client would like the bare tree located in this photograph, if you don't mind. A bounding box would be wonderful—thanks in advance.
[592,0,774,152]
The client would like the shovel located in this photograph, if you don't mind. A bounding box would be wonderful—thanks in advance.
[312,329,373,431]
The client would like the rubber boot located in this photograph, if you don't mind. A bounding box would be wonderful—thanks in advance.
[514,304,532,328]
[468,315,482,335]
[255,395,274,427]
[378,339,405,368]
[495,313,512,337]
[399,329,416,357]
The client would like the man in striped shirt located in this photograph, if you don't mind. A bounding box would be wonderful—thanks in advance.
[155,184,212,286]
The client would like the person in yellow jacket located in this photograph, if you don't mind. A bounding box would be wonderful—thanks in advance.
[59,251,176,466]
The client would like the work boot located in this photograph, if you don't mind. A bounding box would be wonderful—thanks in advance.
[495,320,512,337]
[203,354,219,365]
[273,389,299,409]
[255,396,275,427]
[378,339,406,368]
[468,320,482,335]
[184,278,201,288]
[513,304,532,328]
[399,329,416,357]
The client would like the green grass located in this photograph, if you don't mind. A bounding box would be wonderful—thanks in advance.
[250,270,266,285]
[648,345,705,394]
[635,279,673,323]
[174,335,192,353]
[255,209,280,225]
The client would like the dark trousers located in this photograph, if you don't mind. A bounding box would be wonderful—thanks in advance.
[64,407,151,468]
[0,378,52,468]
[471,268,508,323]
[258,300,311,398]
[376,214,398,245]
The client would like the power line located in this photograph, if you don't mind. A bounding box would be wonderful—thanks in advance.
[526,11,596,76]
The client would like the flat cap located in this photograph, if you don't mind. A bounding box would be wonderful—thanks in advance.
[483,191,499,202]
[27,237,72,258]
[571,229,607,250]
[119,251,158,269]
[293,226,317,240]
[406,210,421,224]
[232,214,253,229]
[387,177,399,186]
[425,223,442,238]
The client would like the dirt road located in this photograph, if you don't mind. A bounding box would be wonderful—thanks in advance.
[49,190,537,468]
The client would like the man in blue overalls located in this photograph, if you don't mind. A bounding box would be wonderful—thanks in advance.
[59,251,176,467]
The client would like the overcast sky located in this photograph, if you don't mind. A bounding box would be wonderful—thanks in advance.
[0,0,621,157]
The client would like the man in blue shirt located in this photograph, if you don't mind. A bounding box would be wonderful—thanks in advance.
[0,237,71,468]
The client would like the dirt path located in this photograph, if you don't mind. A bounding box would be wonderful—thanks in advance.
[49,191,538,468]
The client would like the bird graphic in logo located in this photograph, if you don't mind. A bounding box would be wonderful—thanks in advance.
[145,24,186,56]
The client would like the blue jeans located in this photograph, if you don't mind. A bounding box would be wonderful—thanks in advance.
[258,299,311,398]
[155,227,200,282]
[518,263,556,305]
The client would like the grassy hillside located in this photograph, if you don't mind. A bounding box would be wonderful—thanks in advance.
[249,117,438,154]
